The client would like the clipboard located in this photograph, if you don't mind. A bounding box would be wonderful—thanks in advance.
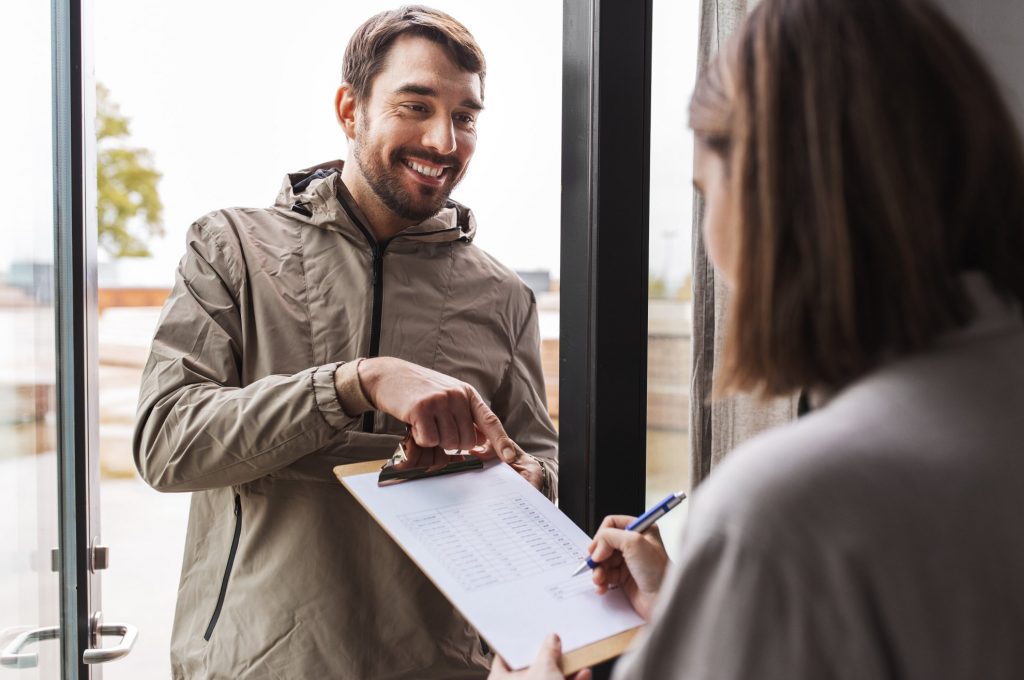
[334,460,643,674]
[376,439,484,486]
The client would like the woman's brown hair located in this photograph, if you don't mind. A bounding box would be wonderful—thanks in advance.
[692,0,1024,397]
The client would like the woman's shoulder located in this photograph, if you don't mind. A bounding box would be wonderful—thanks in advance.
[688,408,871,547]
[691,321,1024,555]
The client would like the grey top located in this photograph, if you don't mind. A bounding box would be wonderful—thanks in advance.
[614,273,1024,679]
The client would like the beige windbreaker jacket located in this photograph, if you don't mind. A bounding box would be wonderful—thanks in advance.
[133,160,559,679]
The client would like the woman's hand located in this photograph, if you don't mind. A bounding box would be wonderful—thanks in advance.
[589,515,670,620]
[488,634,591,680]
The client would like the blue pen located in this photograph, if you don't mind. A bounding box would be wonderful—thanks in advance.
[570,491,687,577]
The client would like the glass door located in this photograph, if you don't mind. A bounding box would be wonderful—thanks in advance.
[0,1,65,676]
[2,0,136,676]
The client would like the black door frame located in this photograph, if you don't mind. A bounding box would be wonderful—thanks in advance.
[560,0,653,535]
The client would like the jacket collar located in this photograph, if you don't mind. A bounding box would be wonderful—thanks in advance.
[273,159,477,244]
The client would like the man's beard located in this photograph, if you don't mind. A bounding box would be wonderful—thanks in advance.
[354,141,466,223]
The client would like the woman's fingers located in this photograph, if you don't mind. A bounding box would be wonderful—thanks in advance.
[588,516,637,553]
[590,528,639,562]
[591,552,625,579]
[593,561,628,588]
[598,514,638,531]
[533,633,563,671]
[486,655,511,679]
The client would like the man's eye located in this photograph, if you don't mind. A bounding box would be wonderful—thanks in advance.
[455,114,476,126]
[404,103,428,113]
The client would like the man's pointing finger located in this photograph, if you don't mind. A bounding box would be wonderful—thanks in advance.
[468,389,517,462]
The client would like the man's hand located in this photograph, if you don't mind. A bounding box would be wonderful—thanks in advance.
[393,435,451,471]
[589,515,670,621]
[470,438,545,492]
[488,634,591,680]
[357,357,520,461]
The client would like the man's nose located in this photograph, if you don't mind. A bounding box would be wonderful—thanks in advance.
[422,115,457,156]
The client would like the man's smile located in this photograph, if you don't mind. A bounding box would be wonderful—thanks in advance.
[404,158,446,178]
[399,154,458,189]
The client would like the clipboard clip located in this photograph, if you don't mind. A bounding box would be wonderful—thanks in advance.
[377,434,484,487]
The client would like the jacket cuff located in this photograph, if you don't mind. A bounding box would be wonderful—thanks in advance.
[313,362,356,430]
[537,458,557,502]
[334,358,375,416]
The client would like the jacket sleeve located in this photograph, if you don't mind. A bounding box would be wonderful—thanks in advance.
[133,220,359,492]
[490,292,560,501]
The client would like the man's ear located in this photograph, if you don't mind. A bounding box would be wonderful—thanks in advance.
[335,83,359,141]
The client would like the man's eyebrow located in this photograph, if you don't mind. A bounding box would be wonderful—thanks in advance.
[394,82,484,111]
[396,83,437,98]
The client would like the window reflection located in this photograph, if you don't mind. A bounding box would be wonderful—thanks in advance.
[646,0,700,558]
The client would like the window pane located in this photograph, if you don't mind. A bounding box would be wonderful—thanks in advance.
[93,2,561,676]
[646,0,700,558]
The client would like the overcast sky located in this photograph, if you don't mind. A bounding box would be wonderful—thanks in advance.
[2,1,697,290]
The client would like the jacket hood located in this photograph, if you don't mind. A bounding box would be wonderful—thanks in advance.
[273,159,476,244]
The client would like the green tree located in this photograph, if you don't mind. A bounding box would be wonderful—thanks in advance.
[676,273,693,302]
[649,276,667,299]
[96,83,164,257]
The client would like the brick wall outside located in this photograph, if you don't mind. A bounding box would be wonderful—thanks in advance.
[538,300,690,432]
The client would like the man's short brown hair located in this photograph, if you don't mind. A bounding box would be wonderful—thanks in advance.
[343,5,486,101]
[690,0,1024,398]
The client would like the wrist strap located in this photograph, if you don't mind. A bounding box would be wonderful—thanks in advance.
[335,358,374,416]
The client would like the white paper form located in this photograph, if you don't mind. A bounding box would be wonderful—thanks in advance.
[342,461,645,669]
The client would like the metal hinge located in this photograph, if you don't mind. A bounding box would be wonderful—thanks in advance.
[52,540,110,572]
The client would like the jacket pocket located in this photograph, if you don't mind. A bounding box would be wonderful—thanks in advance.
[204,493,242,641]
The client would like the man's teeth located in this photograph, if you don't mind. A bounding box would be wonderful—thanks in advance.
[406,160,444,178]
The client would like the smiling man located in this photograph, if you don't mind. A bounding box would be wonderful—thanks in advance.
[133,6,558,679]
[340,32,483,232]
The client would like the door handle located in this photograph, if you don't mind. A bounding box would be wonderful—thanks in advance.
[0,626,60,669]
[0,618,138,668]
[82,622,138,664]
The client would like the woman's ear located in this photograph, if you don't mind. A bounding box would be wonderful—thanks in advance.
[335,84,358,141]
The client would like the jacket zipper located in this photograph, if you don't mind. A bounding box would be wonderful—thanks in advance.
[363,242,388,433]
[204,493,242,641]
[336,198,390,434]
